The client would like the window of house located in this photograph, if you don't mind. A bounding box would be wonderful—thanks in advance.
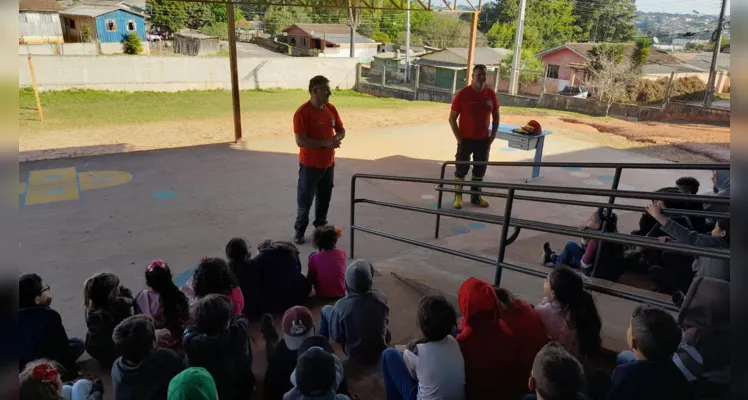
[105,19,117,32]
[19,13,27,23]
[302,37,308,47]
[126,20,136,31]
[547,64,560,79]
[69,19,76,29]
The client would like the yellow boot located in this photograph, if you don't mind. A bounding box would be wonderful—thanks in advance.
[470,176,490,207]
[453,177,464,209]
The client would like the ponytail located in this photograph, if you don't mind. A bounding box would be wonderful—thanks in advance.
[549,267,602,357]
[145,263,188,322]
[83,277,94,308]
[82,272,120,309]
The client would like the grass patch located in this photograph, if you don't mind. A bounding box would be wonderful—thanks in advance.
[19,88,437,132]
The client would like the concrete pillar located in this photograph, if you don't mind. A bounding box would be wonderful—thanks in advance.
[451,70,458,94]
[355,63,361,91]
[662,71,675,110]
[381,64,386,88]
[493,67,500,92]
[414,65,420,101]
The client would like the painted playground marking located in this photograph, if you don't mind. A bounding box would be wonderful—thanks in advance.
[570,171,591,178]
[21,168,133,206]
[421,194,435,200]
[153,191,177,199]
[583,179,605,186]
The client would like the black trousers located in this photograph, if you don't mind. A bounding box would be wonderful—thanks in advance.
[295,163,334,236]
[454,138,490,179]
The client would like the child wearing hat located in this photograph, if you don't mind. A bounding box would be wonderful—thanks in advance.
[184,294,255,400]
[262,306,317,400]
[168,367,218,400]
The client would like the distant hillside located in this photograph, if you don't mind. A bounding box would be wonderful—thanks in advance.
[635,11,730,43]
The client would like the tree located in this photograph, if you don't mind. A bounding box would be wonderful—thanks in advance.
[185,3,214,29]
[347,0,361,57]
[460,2,502,32]
[370,30,391,44]
[574,0,636,42]
[630,37,651,71]
[500,49,543,84]
[211,4,245,23]
[487,0,580,52]
[122,32,143,54]
[146,0,187,33]
[588,43,624,71]
[419,14,487,48]
[587,50,638,115]
[263,6,310,35]
[200,21,229,40]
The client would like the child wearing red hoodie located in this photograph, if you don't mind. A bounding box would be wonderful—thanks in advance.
[456,277,526,400]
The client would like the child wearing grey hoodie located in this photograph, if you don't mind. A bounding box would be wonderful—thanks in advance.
[318,259,390,364]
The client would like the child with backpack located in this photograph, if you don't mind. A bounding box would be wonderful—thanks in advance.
[189,258,244,315]
[83,272,133,366]
[225,238,263,319]
[133,260,190,348]
[380,295,465,400]
[307,226,347,299]
[183,294,255,400]
[535,266,602,360]
[19,274,84,381]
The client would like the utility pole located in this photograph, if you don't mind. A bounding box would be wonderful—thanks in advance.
[508,0,527,95]
[465,12,478,85]
[703,0,727,107]
[405,0,411,82]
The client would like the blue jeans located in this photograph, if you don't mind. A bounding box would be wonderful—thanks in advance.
[381,348,418,400]
[61,379,92,400]
[295,163,335,236]
[617,350,636,365]
[552,241,584,268]
[318,305,334,339]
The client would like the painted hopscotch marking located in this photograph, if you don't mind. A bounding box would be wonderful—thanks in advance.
[22,168,133,206]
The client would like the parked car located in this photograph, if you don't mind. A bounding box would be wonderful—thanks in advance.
[558,85,589,98]
[146,33,162,42]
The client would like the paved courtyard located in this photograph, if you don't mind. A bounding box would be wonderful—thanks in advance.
[19,121,714,359]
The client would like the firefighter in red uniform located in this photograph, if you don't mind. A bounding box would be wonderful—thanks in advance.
[448,64,500,209]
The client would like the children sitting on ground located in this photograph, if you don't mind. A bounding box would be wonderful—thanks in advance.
[675,177,709,234]
[183,294,255,400]
[262,306,318,400]
[609,305,689,400]
[542,208,624,281]
[167,367,218,400]
[83,272,133,366]
[284,335,351,400]
[455,277,518,400]
[535,266,602,361]
[111,314,185,400]
[19,274,84,381]
[494,287,549,399]
[307,226,347,299]
[647,202,730,283]
[19,360,104,400]
[189,258,244,315]
[319,259,390,364]
[252,239,310,314]
[226,238,263,319]
[521,342,585,400]
[380,295,465,400]
[133,260,190,348]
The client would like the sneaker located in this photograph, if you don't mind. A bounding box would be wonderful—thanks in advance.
[260,314,278,342]
[542,242,554,265]
[294,234,305,245]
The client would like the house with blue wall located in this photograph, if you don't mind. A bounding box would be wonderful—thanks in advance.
[60,3,146,54]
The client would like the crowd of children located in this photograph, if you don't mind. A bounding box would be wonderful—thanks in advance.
[18,210,729,400]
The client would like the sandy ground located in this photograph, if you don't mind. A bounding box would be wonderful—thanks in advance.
[20,105,730,163]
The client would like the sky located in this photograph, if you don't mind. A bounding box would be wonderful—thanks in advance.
[634,0,729,16]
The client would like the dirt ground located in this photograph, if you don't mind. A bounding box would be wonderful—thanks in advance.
[19,105,730,163]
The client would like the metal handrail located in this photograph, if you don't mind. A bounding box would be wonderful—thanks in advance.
[349,162,730,313]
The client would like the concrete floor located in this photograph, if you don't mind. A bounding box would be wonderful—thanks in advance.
[19,121,714,398]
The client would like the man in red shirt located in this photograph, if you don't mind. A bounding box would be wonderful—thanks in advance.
[448,64,500,209]
[293,75,346,244]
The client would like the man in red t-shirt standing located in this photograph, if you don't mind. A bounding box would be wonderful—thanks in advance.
[448,64,500,209]
[292,75,346,244]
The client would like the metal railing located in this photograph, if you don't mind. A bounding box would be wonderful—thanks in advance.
[350,162,730,311]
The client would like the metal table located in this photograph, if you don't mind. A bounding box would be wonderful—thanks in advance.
[494,122,552,182]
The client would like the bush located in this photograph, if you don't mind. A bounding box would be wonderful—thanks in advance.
[624,75,708,105]
[122,33,143,55]
[200,22,228,40]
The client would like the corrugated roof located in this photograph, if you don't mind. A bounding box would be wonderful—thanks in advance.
[20,0,63,12]
[536,42,696,69]
[61,3,143,17]
[285,23,352,35]
[419,47,510,66]
[322,34,376,45]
